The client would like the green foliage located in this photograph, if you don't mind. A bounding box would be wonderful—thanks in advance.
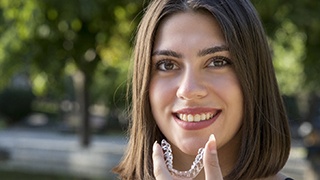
[253,0,320,95]
[271,20,306,95]
[0,0,41,89]
[0,0,143,111]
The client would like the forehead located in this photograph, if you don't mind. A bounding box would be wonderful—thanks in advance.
[153,11,226,52]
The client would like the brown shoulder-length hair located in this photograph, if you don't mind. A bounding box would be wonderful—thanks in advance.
[113,0,291,179]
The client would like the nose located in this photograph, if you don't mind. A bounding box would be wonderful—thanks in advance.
[176,70,208,100]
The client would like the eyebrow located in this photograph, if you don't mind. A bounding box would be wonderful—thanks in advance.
[197,45,229,57]
[152,45,229,58]
[152,50,183,58]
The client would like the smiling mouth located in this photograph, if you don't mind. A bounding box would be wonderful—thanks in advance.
[175,111,221,122]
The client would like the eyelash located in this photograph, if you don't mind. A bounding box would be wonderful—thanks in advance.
[155,59,178,71]
[207,56,232,67]
[154,56,232,71]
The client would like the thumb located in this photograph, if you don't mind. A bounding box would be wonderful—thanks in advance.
[203,134,223,179]
[152,141,172,180]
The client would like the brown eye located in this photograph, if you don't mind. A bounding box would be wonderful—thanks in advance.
[156,60,179,71]
[207,56,231,68]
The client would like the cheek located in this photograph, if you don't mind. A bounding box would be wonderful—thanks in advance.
[209,73,242,101]
[149,77,176,115]
[209,74,243,146]
[208,73,243,119]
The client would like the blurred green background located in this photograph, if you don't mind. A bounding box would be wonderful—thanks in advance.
[0,0,319,179]
[0,0,142,138]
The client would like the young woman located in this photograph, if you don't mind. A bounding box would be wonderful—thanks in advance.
[114,0,292,179]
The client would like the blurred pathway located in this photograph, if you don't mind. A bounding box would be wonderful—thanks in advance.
[0,128,126,179]
[0,128,318,179]
[282,139,318,180]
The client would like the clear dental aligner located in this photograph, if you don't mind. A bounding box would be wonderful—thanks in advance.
[161,139,204,179]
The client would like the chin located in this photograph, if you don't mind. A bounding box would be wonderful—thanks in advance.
[178,141,206,156]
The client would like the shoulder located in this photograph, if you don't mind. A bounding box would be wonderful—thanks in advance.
[273,172,293,180]
[260,173,294,180]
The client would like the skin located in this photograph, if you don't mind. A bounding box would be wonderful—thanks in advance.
[153,134,223,179]
[153,137,288,180]
[149,11,243,179]
[150,11,288,180]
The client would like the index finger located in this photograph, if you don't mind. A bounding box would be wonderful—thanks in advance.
[203,134,223,179]
[152,141,172,180]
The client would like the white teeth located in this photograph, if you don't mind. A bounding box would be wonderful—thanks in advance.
[178,113,214,122]
[187,114,193,122]
[194,114,200,122]
[201,114,206,120]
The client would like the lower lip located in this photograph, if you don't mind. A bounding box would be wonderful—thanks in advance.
[174,111,221,130]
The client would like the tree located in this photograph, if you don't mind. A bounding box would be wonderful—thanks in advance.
[252,0,320,122]
[253,0,320,94]
[0,0,143,147]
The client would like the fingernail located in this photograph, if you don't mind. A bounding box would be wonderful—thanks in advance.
[209,134,215,141]
[153,141,158,151]
[208,134,217,154]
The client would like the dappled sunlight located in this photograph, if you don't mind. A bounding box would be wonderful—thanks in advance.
[271,20,306,95]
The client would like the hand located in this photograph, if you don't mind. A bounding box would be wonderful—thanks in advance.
[152,134,223,180]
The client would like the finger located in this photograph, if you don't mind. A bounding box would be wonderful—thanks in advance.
[152,141,172,180]
[204,134,223,179]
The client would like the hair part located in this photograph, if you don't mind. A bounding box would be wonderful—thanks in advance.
[113,0,291,179]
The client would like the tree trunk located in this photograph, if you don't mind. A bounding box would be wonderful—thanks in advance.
[73,71,91,148]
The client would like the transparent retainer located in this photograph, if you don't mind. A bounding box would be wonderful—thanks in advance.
[161,139,204,179]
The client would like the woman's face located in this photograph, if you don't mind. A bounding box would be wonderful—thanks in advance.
[149,11,243,155]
